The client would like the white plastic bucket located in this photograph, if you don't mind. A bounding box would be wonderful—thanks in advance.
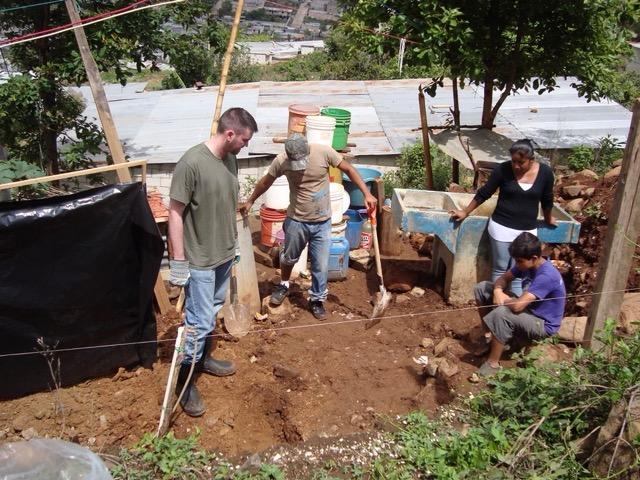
[264,176,290,210]
[331,218,347,238]
[306,115,336,147]
[330,183,350,224]
[291,245,308,278]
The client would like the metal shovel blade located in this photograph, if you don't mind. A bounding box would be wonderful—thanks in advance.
[223,266,251,338]
[224,301,251,338]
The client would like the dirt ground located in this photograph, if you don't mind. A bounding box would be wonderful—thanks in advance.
[0,169,632,462]
[0,242,485,458]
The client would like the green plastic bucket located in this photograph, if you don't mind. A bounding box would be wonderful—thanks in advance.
[321,108,351,150]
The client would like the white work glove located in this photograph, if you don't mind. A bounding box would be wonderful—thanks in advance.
[169,259,189,286]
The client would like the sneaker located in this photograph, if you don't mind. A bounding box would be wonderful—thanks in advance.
[270,283,289,306]
[477,361,502,377]
[309,300,327,320]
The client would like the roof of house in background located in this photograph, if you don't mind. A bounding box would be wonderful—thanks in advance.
[72,77,632,165]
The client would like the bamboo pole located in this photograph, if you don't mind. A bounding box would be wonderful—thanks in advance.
[418,84,434,190]
[210,0,246,135]
[0,160,148,191]
[157,326,185,436]
[64,0,131,182]
[451,77,461,184]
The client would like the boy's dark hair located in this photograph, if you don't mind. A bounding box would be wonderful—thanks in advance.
[509,138,537,159]
[217,108,258,134]
[509,232,542,259]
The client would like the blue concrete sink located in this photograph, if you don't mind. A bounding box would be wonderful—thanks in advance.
[392,189,580,253]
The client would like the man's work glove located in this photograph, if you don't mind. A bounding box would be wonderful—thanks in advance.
[169,259,189,286]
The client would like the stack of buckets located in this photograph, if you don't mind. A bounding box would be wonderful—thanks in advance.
[259,104,353,280]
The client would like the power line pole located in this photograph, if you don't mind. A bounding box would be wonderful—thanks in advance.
[64,0,131,182]
[584,100,640,347]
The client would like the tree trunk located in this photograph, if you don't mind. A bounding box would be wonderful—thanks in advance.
[35,5,59,175]
[41,87,59,175]
[481,72,494,129]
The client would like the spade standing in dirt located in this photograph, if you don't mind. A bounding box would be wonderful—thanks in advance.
[168,108,258,417]
[450,139,556,296]
[240,135,377,320]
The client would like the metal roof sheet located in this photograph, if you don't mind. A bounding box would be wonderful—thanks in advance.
[73,77,633,165]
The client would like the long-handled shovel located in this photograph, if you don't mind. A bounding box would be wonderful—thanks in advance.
[365,207,392,329]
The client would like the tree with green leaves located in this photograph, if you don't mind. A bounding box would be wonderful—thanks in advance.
[0,0,170,175]
[342,0,640,128]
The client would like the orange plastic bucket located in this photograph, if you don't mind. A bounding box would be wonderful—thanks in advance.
[288,104,319,137]
[260,205,287,247]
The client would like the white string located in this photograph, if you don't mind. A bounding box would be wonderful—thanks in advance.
[0,286,636,360]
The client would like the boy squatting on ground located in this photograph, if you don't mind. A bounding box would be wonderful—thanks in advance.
[474,232,566,376]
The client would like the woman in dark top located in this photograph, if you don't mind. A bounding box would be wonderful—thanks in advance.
[450,139,556,295]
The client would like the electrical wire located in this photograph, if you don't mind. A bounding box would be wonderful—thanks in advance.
[0,0,185,49]
[0,0,65,14]
[0,286,636,360]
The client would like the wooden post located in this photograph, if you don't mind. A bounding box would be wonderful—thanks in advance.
[451,78,461,184]
[418,84,434,190]
[210,0,245,135]
[379,206,403,256]
[64,0,130,182]
[584,100,640,348]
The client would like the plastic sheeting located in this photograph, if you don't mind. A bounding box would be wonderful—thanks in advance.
[0,438,113,480]
[0,183,163,398]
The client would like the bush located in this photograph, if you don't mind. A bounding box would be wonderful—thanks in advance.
[375,321,640,479]
[383,142,457,197]
[567,135,624,175]
[159,70,186,90]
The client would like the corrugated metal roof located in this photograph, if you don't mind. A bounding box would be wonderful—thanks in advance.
[73,77,633,165]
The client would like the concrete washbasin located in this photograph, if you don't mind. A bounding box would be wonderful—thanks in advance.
[391,189,580,304]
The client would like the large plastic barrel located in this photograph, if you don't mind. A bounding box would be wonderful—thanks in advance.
[343,167,381,208]
[320,108,351,150]
[264,176,290,210]
[260,205,287,247]
[306,115,336,146]
[327,237,350,281]
[288,104,320,137]
[345,209,364,249]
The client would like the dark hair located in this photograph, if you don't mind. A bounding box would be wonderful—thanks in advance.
[509,232,542,259]
[509,139,536,159]
[217,108,258,135]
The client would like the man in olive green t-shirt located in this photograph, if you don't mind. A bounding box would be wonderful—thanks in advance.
[168,108,258,417]
[240,134,376,320]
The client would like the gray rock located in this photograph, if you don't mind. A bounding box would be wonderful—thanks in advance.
[410,287,426,298]
[21,427,38,440]
[241,453,262,473]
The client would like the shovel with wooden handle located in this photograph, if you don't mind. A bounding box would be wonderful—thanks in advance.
[365,207,392,329]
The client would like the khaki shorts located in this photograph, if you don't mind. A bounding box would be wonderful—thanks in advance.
[474,280,547,345]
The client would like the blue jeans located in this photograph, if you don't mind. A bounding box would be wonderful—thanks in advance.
[281,217,331,302]
[490,237,522,296]
[182,260,232,365]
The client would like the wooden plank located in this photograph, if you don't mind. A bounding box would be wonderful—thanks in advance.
[64,0,130,182]
[154,274,173,315]
[584,100,640,347]
[236,214,262,315]
[0,159,147,191]
[418,84,434,190]
[379,205,403,256]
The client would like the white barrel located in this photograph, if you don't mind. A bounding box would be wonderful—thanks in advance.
[306,115,336,146]
[331,218,347,237]
[264,176,290,210]
[330,182,350,224]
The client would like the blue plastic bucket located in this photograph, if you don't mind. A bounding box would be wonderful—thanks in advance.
[345,209,364,250]
[343,167,381,208]
[328,237,350,281]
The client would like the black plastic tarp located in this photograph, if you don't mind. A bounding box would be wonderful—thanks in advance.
[0,182,163,398]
